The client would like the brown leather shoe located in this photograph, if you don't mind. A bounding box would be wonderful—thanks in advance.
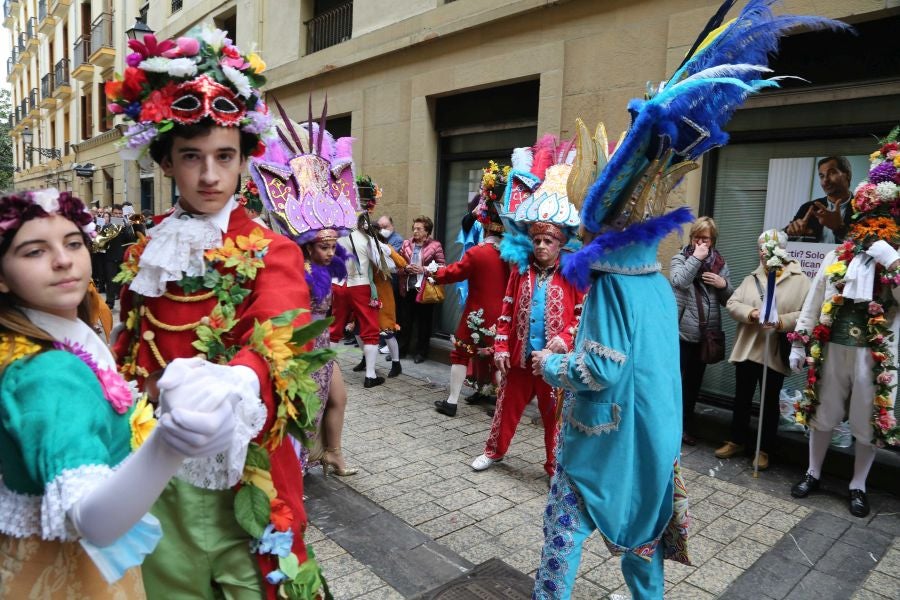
[752,451,769,471]
[714,441,745,459]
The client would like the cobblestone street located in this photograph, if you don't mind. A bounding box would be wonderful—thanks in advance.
[305,350,900,599]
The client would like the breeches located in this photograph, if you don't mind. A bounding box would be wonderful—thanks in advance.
[329,284,380,345]
[813,343,876,445]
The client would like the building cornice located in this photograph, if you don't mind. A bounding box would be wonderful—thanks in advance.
[72,127,123,153]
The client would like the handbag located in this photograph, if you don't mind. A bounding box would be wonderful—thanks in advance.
[752,275,791,366]
[416,277,445,304]
[694,284,725,364]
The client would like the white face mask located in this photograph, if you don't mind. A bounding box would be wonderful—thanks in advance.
[379,228,392,238]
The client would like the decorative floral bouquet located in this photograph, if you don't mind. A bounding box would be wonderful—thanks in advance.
[759,230,789,271]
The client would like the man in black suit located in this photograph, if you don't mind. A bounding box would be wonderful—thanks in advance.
[101,204,137,308]
[785,156,853,243]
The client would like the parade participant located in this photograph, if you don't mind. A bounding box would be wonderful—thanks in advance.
[329,175,396,387]
[106,26,330,598]
[238,177,268,227]
[99,204,137,309]
[789,128,900,517]
[430,160,511,417]
[248,111,360,476]
[530,2,846,595]
[470,136,583,476]
[0,188,235,597]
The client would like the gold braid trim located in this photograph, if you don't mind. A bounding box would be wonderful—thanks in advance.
[163,290,216,303]
[141,305,202,332]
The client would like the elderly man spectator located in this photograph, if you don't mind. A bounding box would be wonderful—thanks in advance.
[377,215,404,252]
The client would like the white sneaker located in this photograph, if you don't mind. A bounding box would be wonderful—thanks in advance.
[471,454,496,471]
[378,345,389,354]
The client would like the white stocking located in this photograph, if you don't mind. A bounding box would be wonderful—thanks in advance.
[849,440,876,492]
[808,428,831,479]
[386,336,400,361]
[447,364,467,406]
[363,344,378,378]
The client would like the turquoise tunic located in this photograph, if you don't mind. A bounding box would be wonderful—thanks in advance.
[535,241,690,599]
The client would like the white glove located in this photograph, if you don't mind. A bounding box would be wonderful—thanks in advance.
[789,345,807,372]
[156,401,235,458]
[158,358,244,413]
[867,240,900,268]
[425,260,439,274]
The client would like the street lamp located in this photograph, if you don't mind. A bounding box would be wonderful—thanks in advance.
[125,18,154,43]
[22,126,62,162]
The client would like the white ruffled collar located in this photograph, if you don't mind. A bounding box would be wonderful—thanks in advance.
[130,197,236,297]
[20,308,116,372]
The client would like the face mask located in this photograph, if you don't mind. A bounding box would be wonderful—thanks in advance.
[111,217,125,226]
[380,228,392,238]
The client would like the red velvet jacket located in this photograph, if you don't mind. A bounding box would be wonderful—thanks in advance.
[434,241,510,344]
[113,207,313,598]
[493,260,585,369]
[398,237,445,296]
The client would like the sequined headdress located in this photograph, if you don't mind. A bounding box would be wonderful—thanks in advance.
[106,25,273,166]
[248,98,358,245]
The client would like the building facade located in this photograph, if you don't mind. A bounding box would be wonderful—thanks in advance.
[5,0,900,394]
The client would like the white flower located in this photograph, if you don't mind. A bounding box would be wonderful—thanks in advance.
[766,256,782,268]
[221,65,252,98]
[471,333,481,342]
[31,188,60,212]
[200,25,228,52]
[139,57,171,73]
[167,57,198,78]
[773,247,788,259]
[820,314,833,326]
[875,182,898,202]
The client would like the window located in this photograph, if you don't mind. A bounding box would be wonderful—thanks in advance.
[171,0,183,14]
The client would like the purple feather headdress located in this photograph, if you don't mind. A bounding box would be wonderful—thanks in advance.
[305,243,349,304]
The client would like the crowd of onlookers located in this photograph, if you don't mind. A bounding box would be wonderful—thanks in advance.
[88,201,153,308]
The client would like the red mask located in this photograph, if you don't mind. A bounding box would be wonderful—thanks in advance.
[170,75,245,126]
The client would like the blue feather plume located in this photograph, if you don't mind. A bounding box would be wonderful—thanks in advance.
[499,228,534,274]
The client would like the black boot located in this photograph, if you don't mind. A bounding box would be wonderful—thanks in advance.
[434,400,457,417]
[849,489,870,518]
[364,376,385,388]
[352,357,366,372]
[388,361,402,378]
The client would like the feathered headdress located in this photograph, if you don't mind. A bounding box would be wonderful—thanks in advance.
[564,0,851,288]
[107,25,273,167]
[473,161,510,233]
[248,97,359,245]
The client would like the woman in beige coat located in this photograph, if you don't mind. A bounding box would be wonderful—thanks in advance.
[716,229,811,470]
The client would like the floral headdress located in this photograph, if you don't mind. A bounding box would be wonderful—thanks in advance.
[237,178,264,215]
[356,175,382,213]
[106,25,274,166]
[849,127,900,247]
[0,189,96,242]
[474,161,509,233]
[759,228,790,272]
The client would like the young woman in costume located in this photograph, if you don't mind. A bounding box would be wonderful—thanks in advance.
[0,189,234,597]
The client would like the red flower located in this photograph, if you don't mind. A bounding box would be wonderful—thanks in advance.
[812,324,831,343]
[270,498,293,531]
[246,179,258,194]
[139,83,177,123]
[127,34,177,59]
[251,140,266,157]
[882,142,899,155]
[121,67,148,102]
[872,351,888,363]
[105,80,124,102]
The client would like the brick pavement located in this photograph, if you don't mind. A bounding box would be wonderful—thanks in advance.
[305,349,900,599]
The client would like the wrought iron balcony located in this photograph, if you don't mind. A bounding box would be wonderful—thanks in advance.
[28,88,38,111]
[17,32,27,53]
[38,0,46,21]
[26,16,35,38]
[54,58,70,88]
[73,34,90,70]
[41,72,53,98]
[6,57,11,76]
[90,12,113,54]
[3,0,11,21]
[305,1,353,54]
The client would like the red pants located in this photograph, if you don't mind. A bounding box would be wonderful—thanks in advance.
[329,284,380,345]
[485,365,558,476]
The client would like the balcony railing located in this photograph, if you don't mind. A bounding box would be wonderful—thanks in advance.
[17,32,27,53]
[19,100,27,119]
[305,1,352,54]
[29,88,38,111]
[3,1,11,21]
[90,12,113,54]
[5,57,11,76]
[54,58,69,88]
[41,72,53,98]
[14,106,21,123]
[7,114,12,129]
[11,46,18,64]
[27,16,35,38]
[73,34,90,70]
[38,0,46,21]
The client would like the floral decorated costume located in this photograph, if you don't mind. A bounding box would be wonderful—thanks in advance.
[789,130,900,507]
[533,2,843,596]
[108,25,330,600]
[0,327,148,599]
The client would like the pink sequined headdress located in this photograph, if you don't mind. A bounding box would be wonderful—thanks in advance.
[248,98,359,245]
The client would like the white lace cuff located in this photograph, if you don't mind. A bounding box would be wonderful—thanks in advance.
[0,465,116,541]
[175,388,266,490]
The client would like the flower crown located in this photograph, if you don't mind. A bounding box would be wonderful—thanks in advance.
[850,126,900,246]
[475,161,509,232]
[0,189,96,241]
[106,25,274,165]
